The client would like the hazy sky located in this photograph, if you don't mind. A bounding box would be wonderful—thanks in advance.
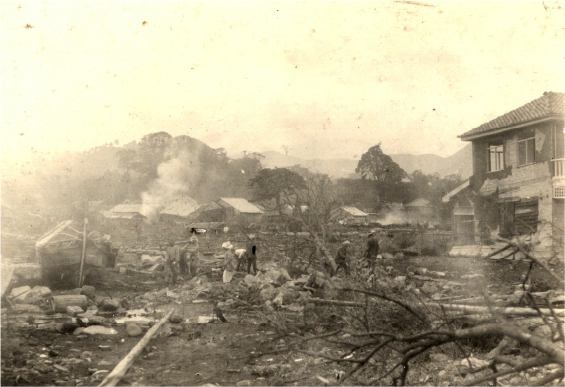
[2,1,564,170]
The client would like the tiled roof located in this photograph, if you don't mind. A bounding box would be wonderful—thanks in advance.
[460,92,564,139]
[218,198,264,214]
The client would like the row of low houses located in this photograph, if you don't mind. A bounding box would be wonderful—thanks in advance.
[93,196,439,229]
[442,91,564,259]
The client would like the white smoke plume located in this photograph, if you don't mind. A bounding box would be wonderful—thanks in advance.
[141,150,201,222]
[378,210,408,225]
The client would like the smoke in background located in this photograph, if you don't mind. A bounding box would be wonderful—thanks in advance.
[141,150,201,222]
[378,210,408,225]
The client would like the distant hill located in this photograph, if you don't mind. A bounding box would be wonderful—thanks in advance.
[261,144,472,179]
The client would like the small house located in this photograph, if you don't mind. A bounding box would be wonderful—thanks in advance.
[442,180,475,244]
[330,206,368,225]
[159,197,200,223]
[216,197,264,224]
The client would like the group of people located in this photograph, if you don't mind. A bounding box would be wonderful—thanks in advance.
[222,238,259,282]
[326,231,380,277]
[164,229,381,285]
[163,230,200,285]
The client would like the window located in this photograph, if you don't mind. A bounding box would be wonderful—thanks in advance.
[518,137,535,166]
[488,144,504,172]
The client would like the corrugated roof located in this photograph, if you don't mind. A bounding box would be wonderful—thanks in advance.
[111,204,144,213]
[160,197,200,217]
[340,206,368,217]
[218,198,264,214]
[460,92,564,139]
[103,211,146,219]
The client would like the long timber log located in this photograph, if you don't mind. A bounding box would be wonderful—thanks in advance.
[99,308,175,387]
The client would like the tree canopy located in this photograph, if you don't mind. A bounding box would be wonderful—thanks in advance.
[355,143,407,184]
[248,168,306,207]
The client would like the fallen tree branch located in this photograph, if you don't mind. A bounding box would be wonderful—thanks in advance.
[308,298,364,308]
[340,286,428,324]
[99,308,176,387]
[483,243,513,259]
[497,237,564,286]
[430,303,564,317]
[462,356,551,386]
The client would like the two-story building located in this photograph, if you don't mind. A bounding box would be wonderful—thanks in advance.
[457,92,564,260]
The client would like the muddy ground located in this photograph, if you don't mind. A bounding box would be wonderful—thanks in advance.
[2,232,563,387]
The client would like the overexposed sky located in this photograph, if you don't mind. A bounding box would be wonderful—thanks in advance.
[2,1,564,169]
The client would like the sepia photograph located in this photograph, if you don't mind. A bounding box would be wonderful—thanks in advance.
[1,1,564,386]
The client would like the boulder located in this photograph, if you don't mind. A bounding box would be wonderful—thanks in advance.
[66,306,84,317]
[394,252,405,259]
[244,274,258,286]
[81,285,96,299]
[414,267,428,276]
[276,288,298,305]
[100,299,120,312]
[126,323,143,337]
[260,284,277,302]
[421,282,439,295]
[29,286,52,298]
[394,276,406,286]
[169,313,184,323]
[382,253,394,260]
[87,316,107,326]
[264,270,287,286]
[10,286,30,301]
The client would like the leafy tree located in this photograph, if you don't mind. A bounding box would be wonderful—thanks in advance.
[356,143,407,183]
[248,168,306,211]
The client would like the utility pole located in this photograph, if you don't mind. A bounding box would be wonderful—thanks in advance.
[78,200,88,287]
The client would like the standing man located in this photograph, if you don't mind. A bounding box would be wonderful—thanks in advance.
[364,232,380,270]
[165,240,180,285]
[187,230,200,277]
[245,237,258,275]
[334,240,351,276]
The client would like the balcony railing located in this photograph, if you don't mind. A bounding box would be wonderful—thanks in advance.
[553,158,564,177]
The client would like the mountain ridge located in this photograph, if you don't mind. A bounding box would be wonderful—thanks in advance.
[261,144,472,179]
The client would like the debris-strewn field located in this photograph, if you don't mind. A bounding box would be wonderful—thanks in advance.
[2,229,563,387]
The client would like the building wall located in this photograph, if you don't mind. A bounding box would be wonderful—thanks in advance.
[470,120,563,260]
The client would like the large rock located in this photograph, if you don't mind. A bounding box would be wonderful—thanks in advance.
[81,285,96,299]
[100,299,120,312]
[244,274,258,286]
[421,282,439,295]
[169,313,184,323]
[66,306,84,317]
[264,269,289,286]
[382,253,394,260]
[260,284,277,302]
[276,288,298,305]
[414,267,428,276]
[126,323,143,337]
[10,286,30,301]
